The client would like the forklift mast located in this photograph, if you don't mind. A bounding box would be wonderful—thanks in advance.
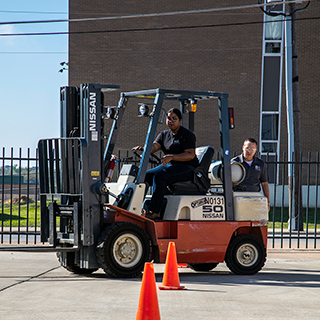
[39,84,119,268]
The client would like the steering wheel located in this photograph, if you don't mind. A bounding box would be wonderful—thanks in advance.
[132,148,161,165]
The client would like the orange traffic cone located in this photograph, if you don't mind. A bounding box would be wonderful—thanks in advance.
[159,242,185,290]
[136,263,161,320]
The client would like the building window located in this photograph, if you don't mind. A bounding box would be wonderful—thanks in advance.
[265,13,283,40]
[262,142,278,153]
[260,1,284,183]
[261,114,279,140]
[265,42,281,53]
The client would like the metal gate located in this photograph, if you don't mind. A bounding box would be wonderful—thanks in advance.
[1,147,319,249]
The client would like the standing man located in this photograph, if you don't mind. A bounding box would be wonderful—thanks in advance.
[232,138,270,211]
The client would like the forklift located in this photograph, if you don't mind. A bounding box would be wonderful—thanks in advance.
[39,84,268,277]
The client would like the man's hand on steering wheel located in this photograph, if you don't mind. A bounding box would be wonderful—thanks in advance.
[131,146,161,165]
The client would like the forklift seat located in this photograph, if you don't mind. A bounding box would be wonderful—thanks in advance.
[168,146,214,195]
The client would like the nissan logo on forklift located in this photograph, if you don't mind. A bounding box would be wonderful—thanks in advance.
[89,92,98,141]
[36,85,268,277]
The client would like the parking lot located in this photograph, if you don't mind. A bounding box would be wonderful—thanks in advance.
[0,249,320,320]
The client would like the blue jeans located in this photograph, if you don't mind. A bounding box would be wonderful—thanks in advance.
[145,163,195,213]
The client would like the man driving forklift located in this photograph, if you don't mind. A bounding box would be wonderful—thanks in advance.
[134,108,199,220]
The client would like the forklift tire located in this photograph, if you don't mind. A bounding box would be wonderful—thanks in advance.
[225,234,266,275]
[56,252,98,274]
[96,222,152,278]
[187,263,219,272]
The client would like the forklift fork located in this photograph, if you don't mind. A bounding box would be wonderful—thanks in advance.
[39,138,84,249]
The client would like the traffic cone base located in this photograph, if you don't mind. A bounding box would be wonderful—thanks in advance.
[158,242,186,291]
[158,284,185,290]
[177,263,188,268]
[136,263,161,320]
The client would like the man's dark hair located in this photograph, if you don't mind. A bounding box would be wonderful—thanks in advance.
[167,108,182,120]
[244,138,258,146]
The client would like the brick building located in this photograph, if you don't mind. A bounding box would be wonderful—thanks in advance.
[68,1,320,157]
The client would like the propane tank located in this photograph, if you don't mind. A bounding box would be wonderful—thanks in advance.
[105,155,118,183]
[209,161,245,185]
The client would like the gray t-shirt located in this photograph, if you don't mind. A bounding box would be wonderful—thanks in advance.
[155,126,199,167]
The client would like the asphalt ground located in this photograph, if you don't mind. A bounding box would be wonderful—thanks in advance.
[0,249,320,320]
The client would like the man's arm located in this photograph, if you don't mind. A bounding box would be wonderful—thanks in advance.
[261,181,270,212]
[161,148,195,166]
[151,142,161,153]
[133,141,161,153]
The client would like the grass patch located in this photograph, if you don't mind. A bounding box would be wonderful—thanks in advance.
[0,203,41,228]
[269,206,320,230]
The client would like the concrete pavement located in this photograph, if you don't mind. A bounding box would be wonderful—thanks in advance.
[0,250,320,320]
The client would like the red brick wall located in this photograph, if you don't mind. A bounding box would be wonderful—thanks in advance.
[69,1,320,157]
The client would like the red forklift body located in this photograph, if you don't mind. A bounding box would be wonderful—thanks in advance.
[109,204,268,265]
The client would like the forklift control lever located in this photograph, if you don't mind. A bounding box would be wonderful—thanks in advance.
[97,182,119,200]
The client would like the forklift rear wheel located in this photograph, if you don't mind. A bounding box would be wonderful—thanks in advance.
[187,263,219,272]
[56,252,98,274]
[225,234,266,275]
[96,222,152,278]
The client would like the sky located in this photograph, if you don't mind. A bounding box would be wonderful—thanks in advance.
[0,1,68,157]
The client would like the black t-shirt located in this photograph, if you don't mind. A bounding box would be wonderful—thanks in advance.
[232,154,269,192]
[154,126,199,167]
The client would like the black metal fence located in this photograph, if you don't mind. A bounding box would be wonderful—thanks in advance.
[0,147,39,245]
[0,147,319,249]
[265,152,320,249]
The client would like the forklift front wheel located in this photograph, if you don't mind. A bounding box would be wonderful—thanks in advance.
[225,234,266,275]
[96,222,152,278]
